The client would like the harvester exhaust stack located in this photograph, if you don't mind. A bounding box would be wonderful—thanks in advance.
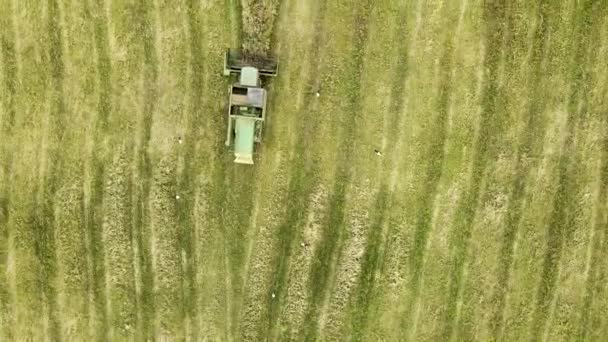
[223,49,278,165]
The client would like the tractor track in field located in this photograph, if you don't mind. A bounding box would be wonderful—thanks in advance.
[488,2,550,338]
[439,1,511,339]
[0,1,18,338]
[530,2,603,340]
[301,1,373,340]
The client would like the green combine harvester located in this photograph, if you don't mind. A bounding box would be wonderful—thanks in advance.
[223,49,278,165]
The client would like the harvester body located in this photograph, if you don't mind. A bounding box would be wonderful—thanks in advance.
[223,49,277,165]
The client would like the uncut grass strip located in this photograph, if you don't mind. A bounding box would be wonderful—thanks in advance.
[438,1,511,339]
[302,1,372,340]
[528,1,600,340]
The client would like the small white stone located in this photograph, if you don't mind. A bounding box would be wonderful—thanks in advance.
[176,195,180,200]
[315,92,320,97]
[271,292,275,298]
[301,242,305,247]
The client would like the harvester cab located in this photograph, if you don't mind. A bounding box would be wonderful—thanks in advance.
[223,49,278,165]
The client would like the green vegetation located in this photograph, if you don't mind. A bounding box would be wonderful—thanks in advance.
[1,0,607,340]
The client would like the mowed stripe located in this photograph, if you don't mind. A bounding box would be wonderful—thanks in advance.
[579,65,608,340]
[300,1,372,340]
[238,0,312,338]
[364,1,431,338]
[101,148,137,339]
[101,0,155,339]
[84,0,112,337]
[263,0,338,339]
[0,1,18,338]
[436,0,512,339]
[397,1,462,339]
[197,0,250,339]
[541,4,608,340]
[52,1,99,338]
[152,0,193,338]
[130,0,159,339]
[270,1,342,338]
[528,2,601,340]
[481,2,553,339]
[34,0,68,339]
[324,0,408,338]
[185,0,231,339]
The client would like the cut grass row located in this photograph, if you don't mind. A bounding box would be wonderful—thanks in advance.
[0,0,17,338]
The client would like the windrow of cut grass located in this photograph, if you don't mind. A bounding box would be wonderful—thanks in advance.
[241,0,280,55]
[149,154,183,339]
[101,148,137,339]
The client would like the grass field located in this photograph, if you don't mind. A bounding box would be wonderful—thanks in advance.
[1,0,607,340]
